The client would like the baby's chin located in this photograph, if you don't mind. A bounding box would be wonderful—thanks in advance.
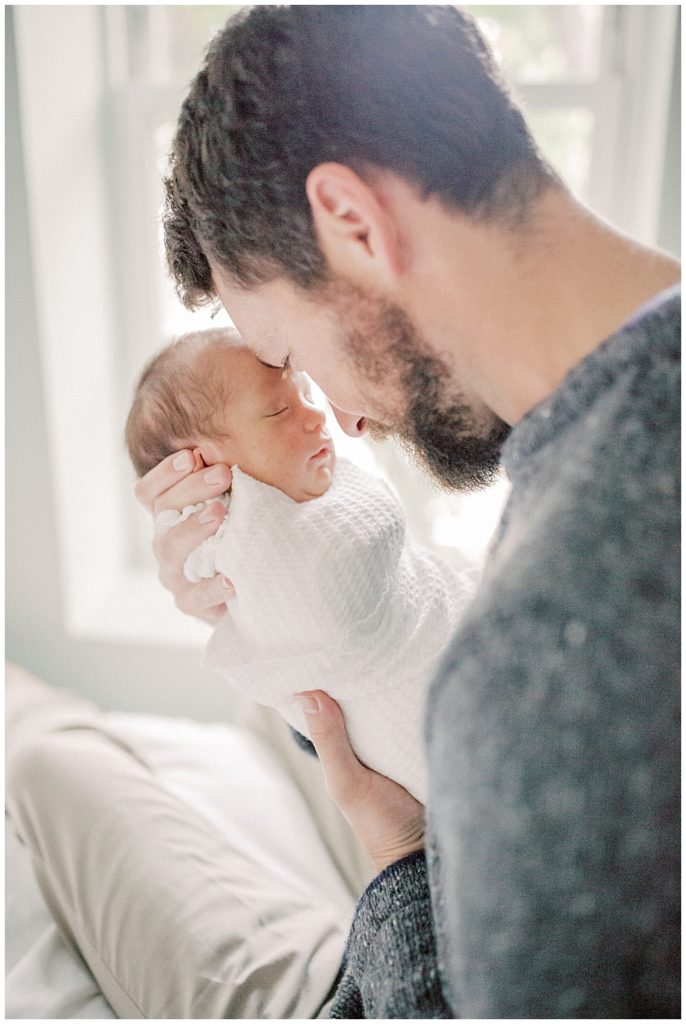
[298,447,336,502]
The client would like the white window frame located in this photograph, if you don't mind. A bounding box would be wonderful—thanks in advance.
[13,4,679,649]
[513,5,679,245]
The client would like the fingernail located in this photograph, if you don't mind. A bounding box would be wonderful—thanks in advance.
[173,451,193,471]
[295,694,320,715]
[204,466,225,485]
[198,506,219,524]
[220,576,234,591]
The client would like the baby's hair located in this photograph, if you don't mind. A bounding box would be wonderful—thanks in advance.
[125,326,243,477]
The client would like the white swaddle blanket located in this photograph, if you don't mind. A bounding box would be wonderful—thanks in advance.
[158,458,470,803]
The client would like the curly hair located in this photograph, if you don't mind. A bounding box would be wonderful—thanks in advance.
[164,5,557,309]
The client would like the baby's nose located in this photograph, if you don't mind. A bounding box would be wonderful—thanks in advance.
[302,403,326,430]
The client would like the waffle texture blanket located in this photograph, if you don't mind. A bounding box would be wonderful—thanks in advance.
[157,458,470,802]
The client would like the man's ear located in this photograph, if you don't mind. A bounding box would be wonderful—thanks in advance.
[305,163,402,286]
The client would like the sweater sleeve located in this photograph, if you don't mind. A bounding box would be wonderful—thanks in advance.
[329,851,454,1018]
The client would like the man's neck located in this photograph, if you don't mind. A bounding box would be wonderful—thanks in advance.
[398,186,680,425]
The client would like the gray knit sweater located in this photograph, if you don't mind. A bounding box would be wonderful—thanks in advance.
[329,285,680,1019]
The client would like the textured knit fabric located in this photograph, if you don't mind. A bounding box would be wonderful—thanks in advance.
[330,852,453,1018]
[329,285,680,1019]
[164,458,470,803]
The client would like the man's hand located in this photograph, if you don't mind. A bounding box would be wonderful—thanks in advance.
[134,449,234,626]
[295,690,425,874]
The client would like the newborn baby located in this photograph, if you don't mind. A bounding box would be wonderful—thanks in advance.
[126,328,470,803]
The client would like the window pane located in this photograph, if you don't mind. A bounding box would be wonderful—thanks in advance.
[466,5,604,83]
[527,106,595,199]
[155,5,243,83]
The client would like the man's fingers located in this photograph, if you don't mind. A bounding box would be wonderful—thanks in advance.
[135,450,232,515]
[295,690,368,806]
[295,690,426,874]
[159,568,234,624]
[153,502,227,572]
[134,450,235,629]
[152,464,233,516]
[135,449,198,511]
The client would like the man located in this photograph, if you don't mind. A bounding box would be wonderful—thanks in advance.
[142,5,680,1017]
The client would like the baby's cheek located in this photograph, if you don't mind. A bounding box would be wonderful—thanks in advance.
[267,438,296,478]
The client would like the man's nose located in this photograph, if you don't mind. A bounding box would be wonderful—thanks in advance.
[330,406,367,437]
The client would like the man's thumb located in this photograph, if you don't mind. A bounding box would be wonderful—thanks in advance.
[294,691,364,802]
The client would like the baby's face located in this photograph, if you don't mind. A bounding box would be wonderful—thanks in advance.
[195,346,336,502]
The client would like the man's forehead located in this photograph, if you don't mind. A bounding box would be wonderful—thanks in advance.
[212,266,299,351]
[234,327,290,373]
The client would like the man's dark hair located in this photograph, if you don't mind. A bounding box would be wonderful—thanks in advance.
[165,4,557,309]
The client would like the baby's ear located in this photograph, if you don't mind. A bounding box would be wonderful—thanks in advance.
[191,447,206,472]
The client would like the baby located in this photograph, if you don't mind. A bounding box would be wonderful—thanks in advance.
[126,327,335,501]
[126,327,470,803]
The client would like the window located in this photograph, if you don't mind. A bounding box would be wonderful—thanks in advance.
[468,4,679,244]
[13,5,679,646]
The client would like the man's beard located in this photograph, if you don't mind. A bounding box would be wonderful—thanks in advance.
[342,298,511,492]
